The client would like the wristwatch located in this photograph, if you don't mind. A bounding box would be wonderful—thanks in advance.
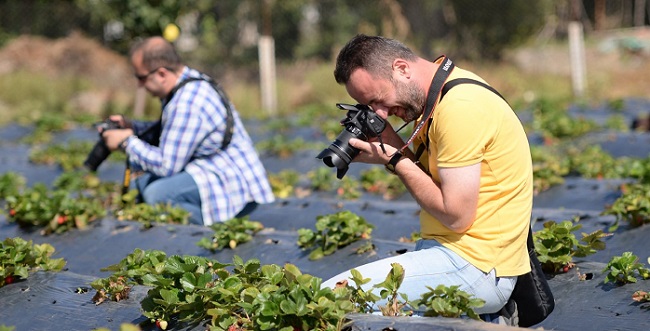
[385,151,404,174]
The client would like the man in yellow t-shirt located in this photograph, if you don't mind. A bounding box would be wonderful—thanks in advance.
[322,34,533,325]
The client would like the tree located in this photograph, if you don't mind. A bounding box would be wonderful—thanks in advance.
[448,0,553,60]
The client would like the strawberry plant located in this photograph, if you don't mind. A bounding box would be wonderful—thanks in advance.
[359,167,406,200]
[19,112,71,145]
[336,176,361,200]
[602,183,650,232]
[114,201,190,228]
[0,237,66,287]
[257,135,312,158]
[337,269,381,314]
[566,145,618,179]
[197,216,264,251]
[0,172,26,200]
[29,140,96,171]
[374,263,411,316]
[603,252,650,285]
[268,169,301,199]
[297,210,374,260]
[410,284,485,320]
[529,98,599,141]
[0,325,15,331]
[5,184,106,235]
[308,167,337,192]
[53,171,121,208]
[533,219,610,274]
[94,250,354,331]
[530,145,569,194]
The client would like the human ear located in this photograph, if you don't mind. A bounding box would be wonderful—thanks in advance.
[392,59,411,78]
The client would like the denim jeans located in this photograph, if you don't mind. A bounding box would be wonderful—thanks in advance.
[134,172,204,225]
[321,238,517,315]
[134,172,259,225]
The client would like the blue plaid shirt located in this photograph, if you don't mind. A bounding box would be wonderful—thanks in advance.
[124,67,274,224]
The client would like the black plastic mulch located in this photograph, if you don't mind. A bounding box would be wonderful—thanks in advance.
[1,99,650,331]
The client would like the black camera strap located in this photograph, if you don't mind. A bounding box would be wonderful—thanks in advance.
[411,78,510,162]
[398,55,455,153]
[156,74,235,150]
[121,75,235,200]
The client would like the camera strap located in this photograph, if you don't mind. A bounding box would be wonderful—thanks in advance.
[411,78,510,162]
[398,55,455,153]
[159,74,235,150]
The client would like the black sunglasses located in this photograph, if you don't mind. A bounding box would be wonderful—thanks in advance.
[134,67,162,82]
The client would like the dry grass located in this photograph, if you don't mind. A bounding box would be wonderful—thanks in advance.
[0,31,648,124]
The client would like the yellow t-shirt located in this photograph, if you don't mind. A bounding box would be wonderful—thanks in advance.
[414,67,533,277]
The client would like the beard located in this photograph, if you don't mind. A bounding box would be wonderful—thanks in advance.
[393,78,426,122]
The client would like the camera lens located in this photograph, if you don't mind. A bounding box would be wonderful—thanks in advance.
[316,128,360,179]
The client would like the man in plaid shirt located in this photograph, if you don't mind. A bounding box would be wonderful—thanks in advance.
[102,37,274,225]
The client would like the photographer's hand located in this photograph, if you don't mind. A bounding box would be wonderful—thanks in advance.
[348,138,398,165]
[102,128,135,151]
[108,115,133,129]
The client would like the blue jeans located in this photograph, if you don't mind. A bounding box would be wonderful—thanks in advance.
[134,172,204,225]
[321,239,516,315]
[134,172,259,225]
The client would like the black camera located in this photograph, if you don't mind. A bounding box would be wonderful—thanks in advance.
[83,119,122,171]
[316,103,386,179]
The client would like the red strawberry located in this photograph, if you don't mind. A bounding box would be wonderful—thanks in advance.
[5,275,15,284]
[9,209,16,217]
[57,215,67,225]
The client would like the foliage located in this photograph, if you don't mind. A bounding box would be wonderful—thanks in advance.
[566,144,618,179]
[308,167,337,192]
[92,251,354,331]
[4,183,107,235]
[92,248,491,329]
[411,284,485,320]
[533,219,609,274]
[602,252,650,285]
[257,135,317,158]
[268,169,301,199]
[449,0,553,60]
[359,167,407,200]
[529,98,600,141]
[0,237,66,287]
[197,217,264,252]
[530,145,569,194]
[336,176,362,200]
[297,211,374,260]
[53,171,121,208]
[115,201,190,228]
[29,140,96,171]
[602,183,650,232]
[374,263,411,317]
[0,172,26,200]
[0,325,15,331]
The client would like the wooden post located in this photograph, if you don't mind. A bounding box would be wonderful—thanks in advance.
[258,36,277,115]
[259,0,277,115]
[568,21,587,98]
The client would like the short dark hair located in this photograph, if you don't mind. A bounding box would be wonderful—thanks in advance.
[334,34,417,84]
[129,37,182,71]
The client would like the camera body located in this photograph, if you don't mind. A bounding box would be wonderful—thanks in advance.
[84,119,122,171]
[316,103,386,179]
